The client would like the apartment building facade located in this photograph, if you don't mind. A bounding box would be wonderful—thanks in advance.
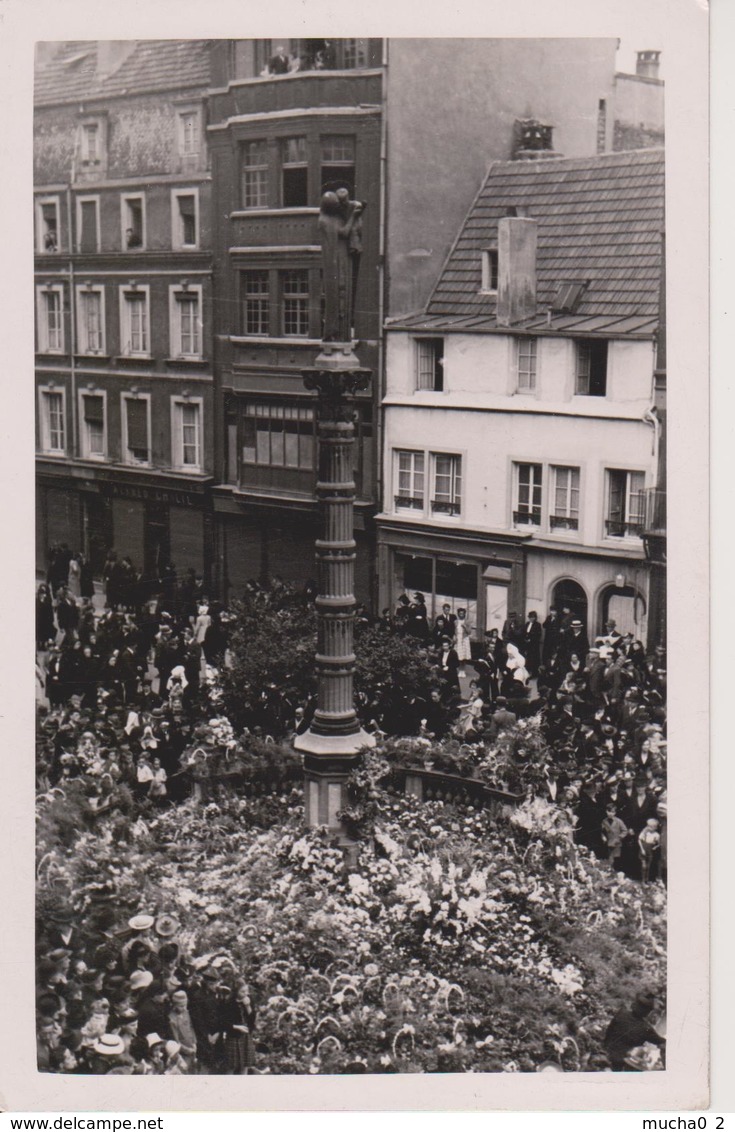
[34,40,215,586]
[377,149,665,644]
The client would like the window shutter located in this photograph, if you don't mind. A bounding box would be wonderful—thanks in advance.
[80,201,97,253]
[126,399,148,450]
[83,395,104,424]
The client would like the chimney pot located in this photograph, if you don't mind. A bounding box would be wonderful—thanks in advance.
[636,50,661,79]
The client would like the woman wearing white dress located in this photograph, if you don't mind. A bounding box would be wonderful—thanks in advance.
[454,607,473,677]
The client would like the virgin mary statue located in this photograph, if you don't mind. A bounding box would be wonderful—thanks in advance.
[318,189,365,342]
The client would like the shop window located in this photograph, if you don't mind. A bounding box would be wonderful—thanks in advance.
[320,135,355,195]
[606,469,645,538]
[281,136,308,207]
[241,140,269,209]
[575,339,608,396]
[241,402,315,469]
[514,462,542,526]
[415,338,444,391]
[431,453,462,516]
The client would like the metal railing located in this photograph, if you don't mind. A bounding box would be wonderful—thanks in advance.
[549,515,579,531]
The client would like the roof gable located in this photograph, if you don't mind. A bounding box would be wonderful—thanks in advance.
[35,40,212,105]
[422,149,664,330]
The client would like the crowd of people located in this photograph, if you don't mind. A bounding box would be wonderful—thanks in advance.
[35,547,666,1073]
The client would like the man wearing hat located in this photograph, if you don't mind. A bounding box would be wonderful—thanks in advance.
[604,991,665,1070]
[562,618,589,663]
[189,967,229,1072]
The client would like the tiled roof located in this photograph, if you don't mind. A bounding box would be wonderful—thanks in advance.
[391,149,664,335]
[35,40,211,105]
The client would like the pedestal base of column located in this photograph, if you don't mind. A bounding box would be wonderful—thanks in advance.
[301,745,371,831]
[294,727,375,756]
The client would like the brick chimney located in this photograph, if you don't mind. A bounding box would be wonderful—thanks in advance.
[496,216,538,326]
[96,40,137,80]
[636,50,661,79]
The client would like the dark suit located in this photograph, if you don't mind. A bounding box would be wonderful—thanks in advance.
[439,647,460,692]
[542,615,561,663]
[523,620,542,675]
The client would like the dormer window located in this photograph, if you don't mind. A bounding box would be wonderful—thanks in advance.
[481,248,498,293]
[552,281,587,313]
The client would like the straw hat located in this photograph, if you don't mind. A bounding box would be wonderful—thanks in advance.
[129,970,154,992]
[128,914,155,932]
[154,914,180,939]
[93,1033,126,1057]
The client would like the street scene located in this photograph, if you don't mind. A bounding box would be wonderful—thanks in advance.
[35,38,667,1076]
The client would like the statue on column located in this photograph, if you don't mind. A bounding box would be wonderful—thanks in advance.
[318,188,366,342]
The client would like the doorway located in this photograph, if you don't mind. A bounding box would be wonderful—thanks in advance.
[600,585,646,639]
[551,578,588,627]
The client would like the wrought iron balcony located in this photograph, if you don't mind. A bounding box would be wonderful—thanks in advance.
[549,515,579,531]
[513,509,541,527]
[431,499,461,516]
[395,494,424,511]
[605,519,644,538]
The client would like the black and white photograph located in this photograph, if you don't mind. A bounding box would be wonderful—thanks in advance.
[0,0,713,1113]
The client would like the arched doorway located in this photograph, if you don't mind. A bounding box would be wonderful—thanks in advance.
[600,585,647,639]
[551,578,588,628]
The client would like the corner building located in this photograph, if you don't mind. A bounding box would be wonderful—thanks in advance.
[34,40,215,587]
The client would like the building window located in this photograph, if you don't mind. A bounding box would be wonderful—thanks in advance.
[241,140,269,209]
[81,121,101,163]
[550,466,580,531]
[516,337,537,392]
[77,287,105,354]
[341,39,369,69]
[170,286,202,359]
[514,462,542,526]
[37,286,64,353]
[122,396,150,465]
[242,271,270,336]
[81,393,105,458]
[281,269,310,336]
[415,338,444,391]
[281,136,308,207]
[241,402,315,469]
[320,135,355,195]
[172,191,198,249]
[177,109,200,161]
[394,449,425,511]
[39,389,65,454]
[606,469,645,538]
[37,198,60,253]
[77,197,99,253]
[172,399,202,471]
[575,339,608,396]
[481,248,498,292]
[121,194,145,250]
[120,287,150,356]
[432,453,462,516]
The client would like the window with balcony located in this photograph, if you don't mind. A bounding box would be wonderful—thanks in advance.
[415,338,444,391]
[241,402,315,470]
[281,136,308,207]
[241,140,269,209]
[432,454,462,517]
[516,337,537,392]
[172,399,202,471]
[121,194,145,250]
[575,339,608,396]
[341,39,369,68]
[242,271,270,336]
[395,449,425,511]
[37,198,59,253]
[281,269,310,336]
[514,462,542,527]
[606,469,645,538]
[122,395,151,465]
[81,393,105,459]
[550,466,580,531]
[77,287,105,354]
[120,287,150,356]
[170,286,202,359]
[172,191,198,249]
[320,135,355,195]
[37,286,64,354]
[39,389,65,455]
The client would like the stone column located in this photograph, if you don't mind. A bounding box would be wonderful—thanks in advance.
[295,341,375,829]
